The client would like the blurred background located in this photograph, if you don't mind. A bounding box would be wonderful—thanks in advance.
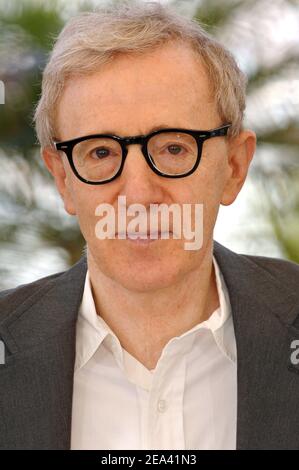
[0,0,299,289]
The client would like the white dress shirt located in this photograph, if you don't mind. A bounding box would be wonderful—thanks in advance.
[71,256,237,450]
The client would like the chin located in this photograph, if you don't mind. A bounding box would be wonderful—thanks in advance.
[88,239,189,291]
[114,270,178,293]
[109,255,182,292]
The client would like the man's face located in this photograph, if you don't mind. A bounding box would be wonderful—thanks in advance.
[46,41,254,292]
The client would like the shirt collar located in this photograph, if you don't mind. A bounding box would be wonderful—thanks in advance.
[74,270,123,371]
[75,255,236,371]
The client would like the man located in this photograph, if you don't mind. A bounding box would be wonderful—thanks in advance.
[1,0,299,450]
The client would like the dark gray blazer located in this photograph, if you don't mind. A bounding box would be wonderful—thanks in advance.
[1,240,299,450]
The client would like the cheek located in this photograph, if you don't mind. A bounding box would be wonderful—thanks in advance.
[66,180,106,239]
[184,159,228,235]
[200,146,228,198]
[183,165,226,205]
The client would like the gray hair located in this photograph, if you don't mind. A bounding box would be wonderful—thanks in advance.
[34,0,247,148]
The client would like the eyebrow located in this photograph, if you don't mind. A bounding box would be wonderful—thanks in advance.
[53,124,176,143]
[100,124,174,136]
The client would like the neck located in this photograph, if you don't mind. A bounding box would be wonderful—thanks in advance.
[87,239,219,370]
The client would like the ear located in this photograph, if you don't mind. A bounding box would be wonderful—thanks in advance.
[221,129,256,206]
[42,146,77,215]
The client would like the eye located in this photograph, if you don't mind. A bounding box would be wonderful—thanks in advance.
[160,143,188,156]
[166,144,185,155]
[90,147,112,159]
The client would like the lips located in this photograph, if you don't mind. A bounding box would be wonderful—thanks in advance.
[117,231,173,240]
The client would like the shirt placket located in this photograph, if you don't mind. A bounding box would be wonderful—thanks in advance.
[145,347,187,450]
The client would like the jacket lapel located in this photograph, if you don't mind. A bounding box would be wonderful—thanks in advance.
[213,241,299,449]
[0,256,87,449]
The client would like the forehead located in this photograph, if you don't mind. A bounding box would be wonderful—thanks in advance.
[56,41,217,139]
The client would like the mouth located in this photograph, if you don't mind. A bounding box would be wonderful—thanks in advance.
[116,231,173,243]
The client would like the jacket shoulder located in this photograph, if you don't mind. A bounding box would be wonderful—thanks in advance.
[0,269,68,322]
[240,252,299,290]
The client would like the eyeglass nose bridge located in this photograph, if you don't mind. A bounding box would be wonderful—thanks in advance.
[121,134,149,163]
[123,135,145,145]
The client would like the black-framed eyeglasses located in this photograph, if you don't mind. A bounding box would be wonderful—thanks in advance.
[54,123,231,185]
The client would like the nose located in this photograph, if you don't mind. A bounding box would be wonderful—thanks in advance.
[118,143,165,207]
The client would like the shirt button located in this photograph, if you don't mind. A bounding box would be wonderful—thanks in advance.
[157,399,167,413]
